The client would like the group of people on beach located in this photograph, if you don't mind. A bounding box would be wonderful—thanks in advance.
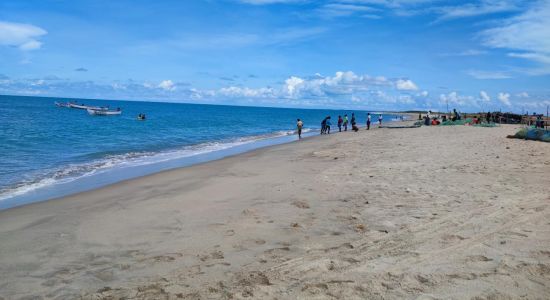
[295,113,384,139]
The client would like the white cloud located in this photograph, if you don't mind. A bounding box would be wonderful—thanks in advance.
[158,80,175,91]
[482,0,550,74]
[516,92,529,98]
[467,70,511,79]
[479,90,491,102]
[395,79,418,90]
[398,94,415,104]
[0,21,47,51]
[498,92,511,106]
[318,3,378,18]
[517,100,550,110]
[507,52,550,65]
[218,86,275,98]
[439,91,476,107]
[174,27,326,50]
[435,0,519,21]
[3,73,547,112]
[280,71,418,99]
[285,76,305,97]
[441,49,488,56]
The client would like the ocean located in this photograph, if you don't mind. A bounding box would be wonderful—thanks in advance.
[0,95,401,209]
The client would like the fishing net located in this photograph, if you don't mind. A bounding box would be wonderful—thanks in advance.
[508,128,550,142]
[473,123,499,127]
[440,118,473,126]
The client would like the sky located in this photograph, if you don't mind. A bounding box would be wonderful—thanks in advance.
[0,0,549,113]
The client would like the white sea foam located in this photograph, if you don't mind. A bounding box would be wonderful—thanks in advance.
[0,128,310,202]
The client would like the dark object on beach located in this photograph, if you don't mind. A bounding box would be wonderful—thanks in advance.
[343,114,348,131]
[296,119,303,139]
[352,124,359,132]
[321,116,331,134]
[366,113,371,130]
[380,124,421,129]
[507,128,550,142]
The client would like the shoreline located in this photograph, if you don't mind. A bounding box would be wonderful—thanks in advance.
[0,129,319,210]
[1,115,411,211]
[2,122,547,299]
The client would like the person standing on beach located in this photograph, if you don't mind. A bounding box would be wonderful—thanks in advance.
[325,116,332,134]
[337,115,343,132]
[343,114,349,131]
[366,113,371,130]
[321,116,329,134]
[296,119,303,139]
[378,114,383,126]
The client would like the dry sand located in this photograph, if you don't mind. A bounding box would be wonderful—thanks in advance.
[0,124,549,299]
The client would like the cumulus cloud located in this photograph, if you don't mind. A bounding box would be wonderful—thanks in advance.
[280,71,419,99]
[439,91,476,107]
[0,21,47,51]
[285,76,305,97]
[1,73,545,112]
[75,67,88,72]
[395,79,418,91]
[498,92,511,106]
[158,80,176,91]
[479,90,491,102]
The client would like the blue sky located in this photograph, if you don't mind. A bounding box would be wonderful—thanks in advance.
[1,0,549,113]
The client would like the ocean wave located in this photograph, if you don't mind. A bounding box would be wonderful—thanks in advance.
[0,128,309,202]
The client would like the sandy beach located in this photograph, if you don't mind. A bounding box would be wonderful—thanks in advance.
[1,123,549,299]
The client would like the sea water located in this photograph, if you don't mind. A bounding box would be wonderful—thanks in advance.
[0,95,399,209]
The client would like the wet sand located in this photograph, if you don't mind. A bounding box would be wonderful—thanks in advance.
[0,123,549,299]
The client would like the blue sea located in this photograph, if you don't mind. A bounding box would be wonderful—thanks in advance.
[0,95,401,209]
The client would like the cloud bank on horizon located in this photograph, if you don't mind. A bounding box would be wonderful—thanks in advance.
[0,0,549,112]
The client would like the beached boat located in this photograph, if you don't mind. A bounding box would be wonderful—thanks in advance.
[87,108,122,116]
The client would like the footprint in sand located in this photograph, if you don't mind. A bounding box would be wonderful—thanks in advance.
[198,250,224,262]
[441,234,466,243]
[292,200,310,209]
[466,255,493,262]
[140,253,183,263]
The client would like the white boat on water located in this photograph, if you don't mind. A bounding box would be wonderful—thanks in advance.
[87,108,122,116]
[68,103,107,110]
[54,101,70,108]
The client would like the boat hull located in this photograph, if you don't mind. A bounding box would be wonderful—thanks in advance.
[87,108,122,116]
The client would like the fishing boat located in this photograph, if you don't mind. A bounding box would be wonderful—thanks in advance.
[54,101,70,108]
[69,103,107,110]
[87,108,122,116]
